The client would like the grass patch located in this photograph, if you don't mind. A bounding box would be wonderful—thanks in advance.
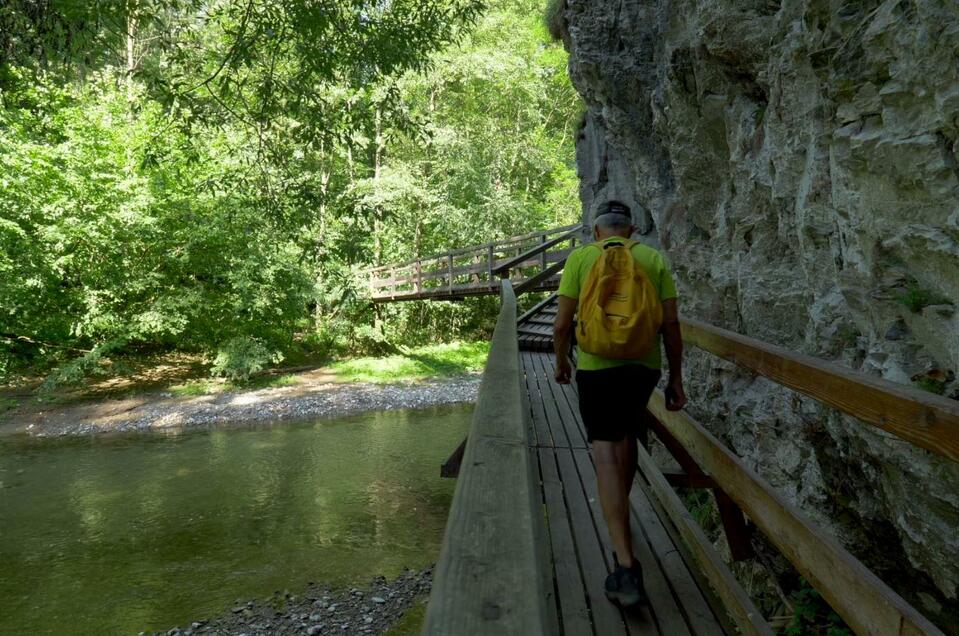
[786,580,851,636]
[169,374,300,397]
[915,377,947,395]
[897,282,952,313]
[330,341,490,383]
[170,380,219,397]
[384,595,429,635]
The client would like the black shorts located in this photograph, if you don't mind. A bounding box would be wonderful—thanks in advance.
[575,364,662,443]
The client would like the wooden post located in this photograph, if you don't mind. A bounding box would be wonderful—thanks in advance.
[487,245,494,288]
[646,411,753,561]
[416,260,422,294]
[539,232,547,271]
[714,489,754,561]
[390,266,396,298]
[447,254,454,295]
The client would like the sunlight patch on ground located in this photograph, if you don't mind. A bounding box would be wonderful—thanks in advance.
[330,342,490,383]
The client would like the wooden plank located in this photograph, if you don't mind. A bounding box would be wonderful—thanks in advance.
[515,259,567,295]
[519,322,553,333]
[538,447,594,635]
[425,281,553,635]
[539,357,591,450]
[681,318,959,463]
[569,448,676,636]
[517,292,558,324]
[633,444,769,636]
[626,478,727,636]
[528,354,572,449]
[522,352,552,448]
[524,352,556,447]
[534,353,589,450]
[552,449,629,636]
[647,391,945,636]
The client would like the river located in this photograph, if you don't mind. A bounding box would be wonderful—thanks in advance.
[0,404,472,635]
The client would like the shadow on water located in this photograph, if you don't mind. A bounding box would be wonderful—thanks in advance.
[0,404,473,635]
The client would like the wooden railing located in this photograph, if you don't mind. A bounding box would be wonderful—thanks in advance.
[636,319,958,636]
[424,280,552,634]
[366,224,582,301]
[402,232,957,635]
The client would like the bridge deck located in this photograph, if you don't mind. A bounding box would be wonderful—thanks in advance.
[520,350,729,635]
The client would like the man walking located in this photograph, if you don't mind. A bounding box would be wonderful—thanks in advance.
[553,200,686,608]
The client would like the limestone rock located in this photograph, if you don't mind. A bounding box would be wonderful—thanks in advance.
[562,0,959,625]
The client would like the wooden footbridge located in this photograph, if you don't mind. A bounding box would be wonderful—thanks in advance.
[366,228,959,636]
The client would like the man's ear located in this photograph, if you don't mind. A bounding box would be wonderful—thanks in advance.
[593,226,600,240]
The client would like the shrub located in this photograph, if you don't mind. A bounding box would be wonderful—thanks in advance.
[210,337,284,382]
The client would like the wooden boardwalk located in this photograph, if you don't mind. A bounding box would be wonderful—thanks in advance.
[520,350,728,635]
[422,265,955,635]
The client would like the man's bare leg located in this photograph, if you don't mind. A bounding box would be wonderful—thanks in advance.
[624,433,638,494]
[594,438,635,567]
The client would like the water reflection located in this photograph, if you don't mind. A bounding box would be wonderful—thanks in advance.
[0,404,471,635]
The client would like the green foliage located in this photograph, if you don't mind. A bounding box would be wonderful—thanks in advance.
[896,282,952,313]
[384,595,429,635]
[786,580,852,636]
[915,377,947,395]
[0,0,581,386]
[683,489,719,528]
[210,337,285,382]
[331,341,490,383]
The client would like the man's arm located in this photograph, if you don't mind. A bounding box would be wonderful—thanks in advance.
[661,298,687,410]
[553,295,577,384]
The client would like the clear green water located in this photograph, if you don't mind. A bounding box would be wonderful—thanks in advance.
[0,405,471,635]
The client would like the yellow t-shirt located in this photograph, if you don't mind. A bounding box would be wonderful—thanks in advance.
[557,237,678,371]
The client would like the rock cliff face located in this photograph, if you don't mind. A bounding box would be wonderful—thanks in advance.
[560,0,959,626]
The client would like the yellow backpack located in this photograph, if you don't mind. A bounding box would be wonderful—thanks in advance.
[576,239,663,360]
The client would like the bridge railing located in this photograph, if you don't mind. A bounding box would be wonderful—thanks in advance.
[424,280,553,634]
[366,224,582,301]
[637,318,959,636]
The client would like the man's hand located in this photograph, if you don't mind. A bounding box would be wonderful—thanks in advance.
[555,356,572,384]
[665,376,686,411]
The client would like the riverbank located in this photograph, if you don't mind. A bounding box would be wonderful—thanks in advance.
[151,568,433,636]
[1,372,479,437]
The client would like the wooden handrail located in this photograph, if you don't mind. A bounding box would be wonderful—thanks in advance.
[366,223,580,274]
[647,391,945,636]
[492,225,582,275]
[425,280,552,634]
[513,259,566,296]
[634,443,772,636]
[681,318,959,464]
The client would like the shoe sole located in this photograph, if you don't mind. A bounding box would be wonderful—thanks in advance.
[605,589,647,608]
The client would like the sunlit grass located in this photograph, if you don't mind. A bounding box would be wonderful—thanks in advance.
[169,374,300,397]
[330,341,490,383]
[384,595,429,635]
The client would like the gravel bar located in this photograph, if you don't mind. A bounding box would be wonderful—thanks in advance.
[14,375,480,437]
[147,567,434,636]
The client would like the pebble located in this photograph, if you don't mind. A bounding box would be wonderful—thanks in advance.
[149,567,434,636]
[30,376,480,438]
